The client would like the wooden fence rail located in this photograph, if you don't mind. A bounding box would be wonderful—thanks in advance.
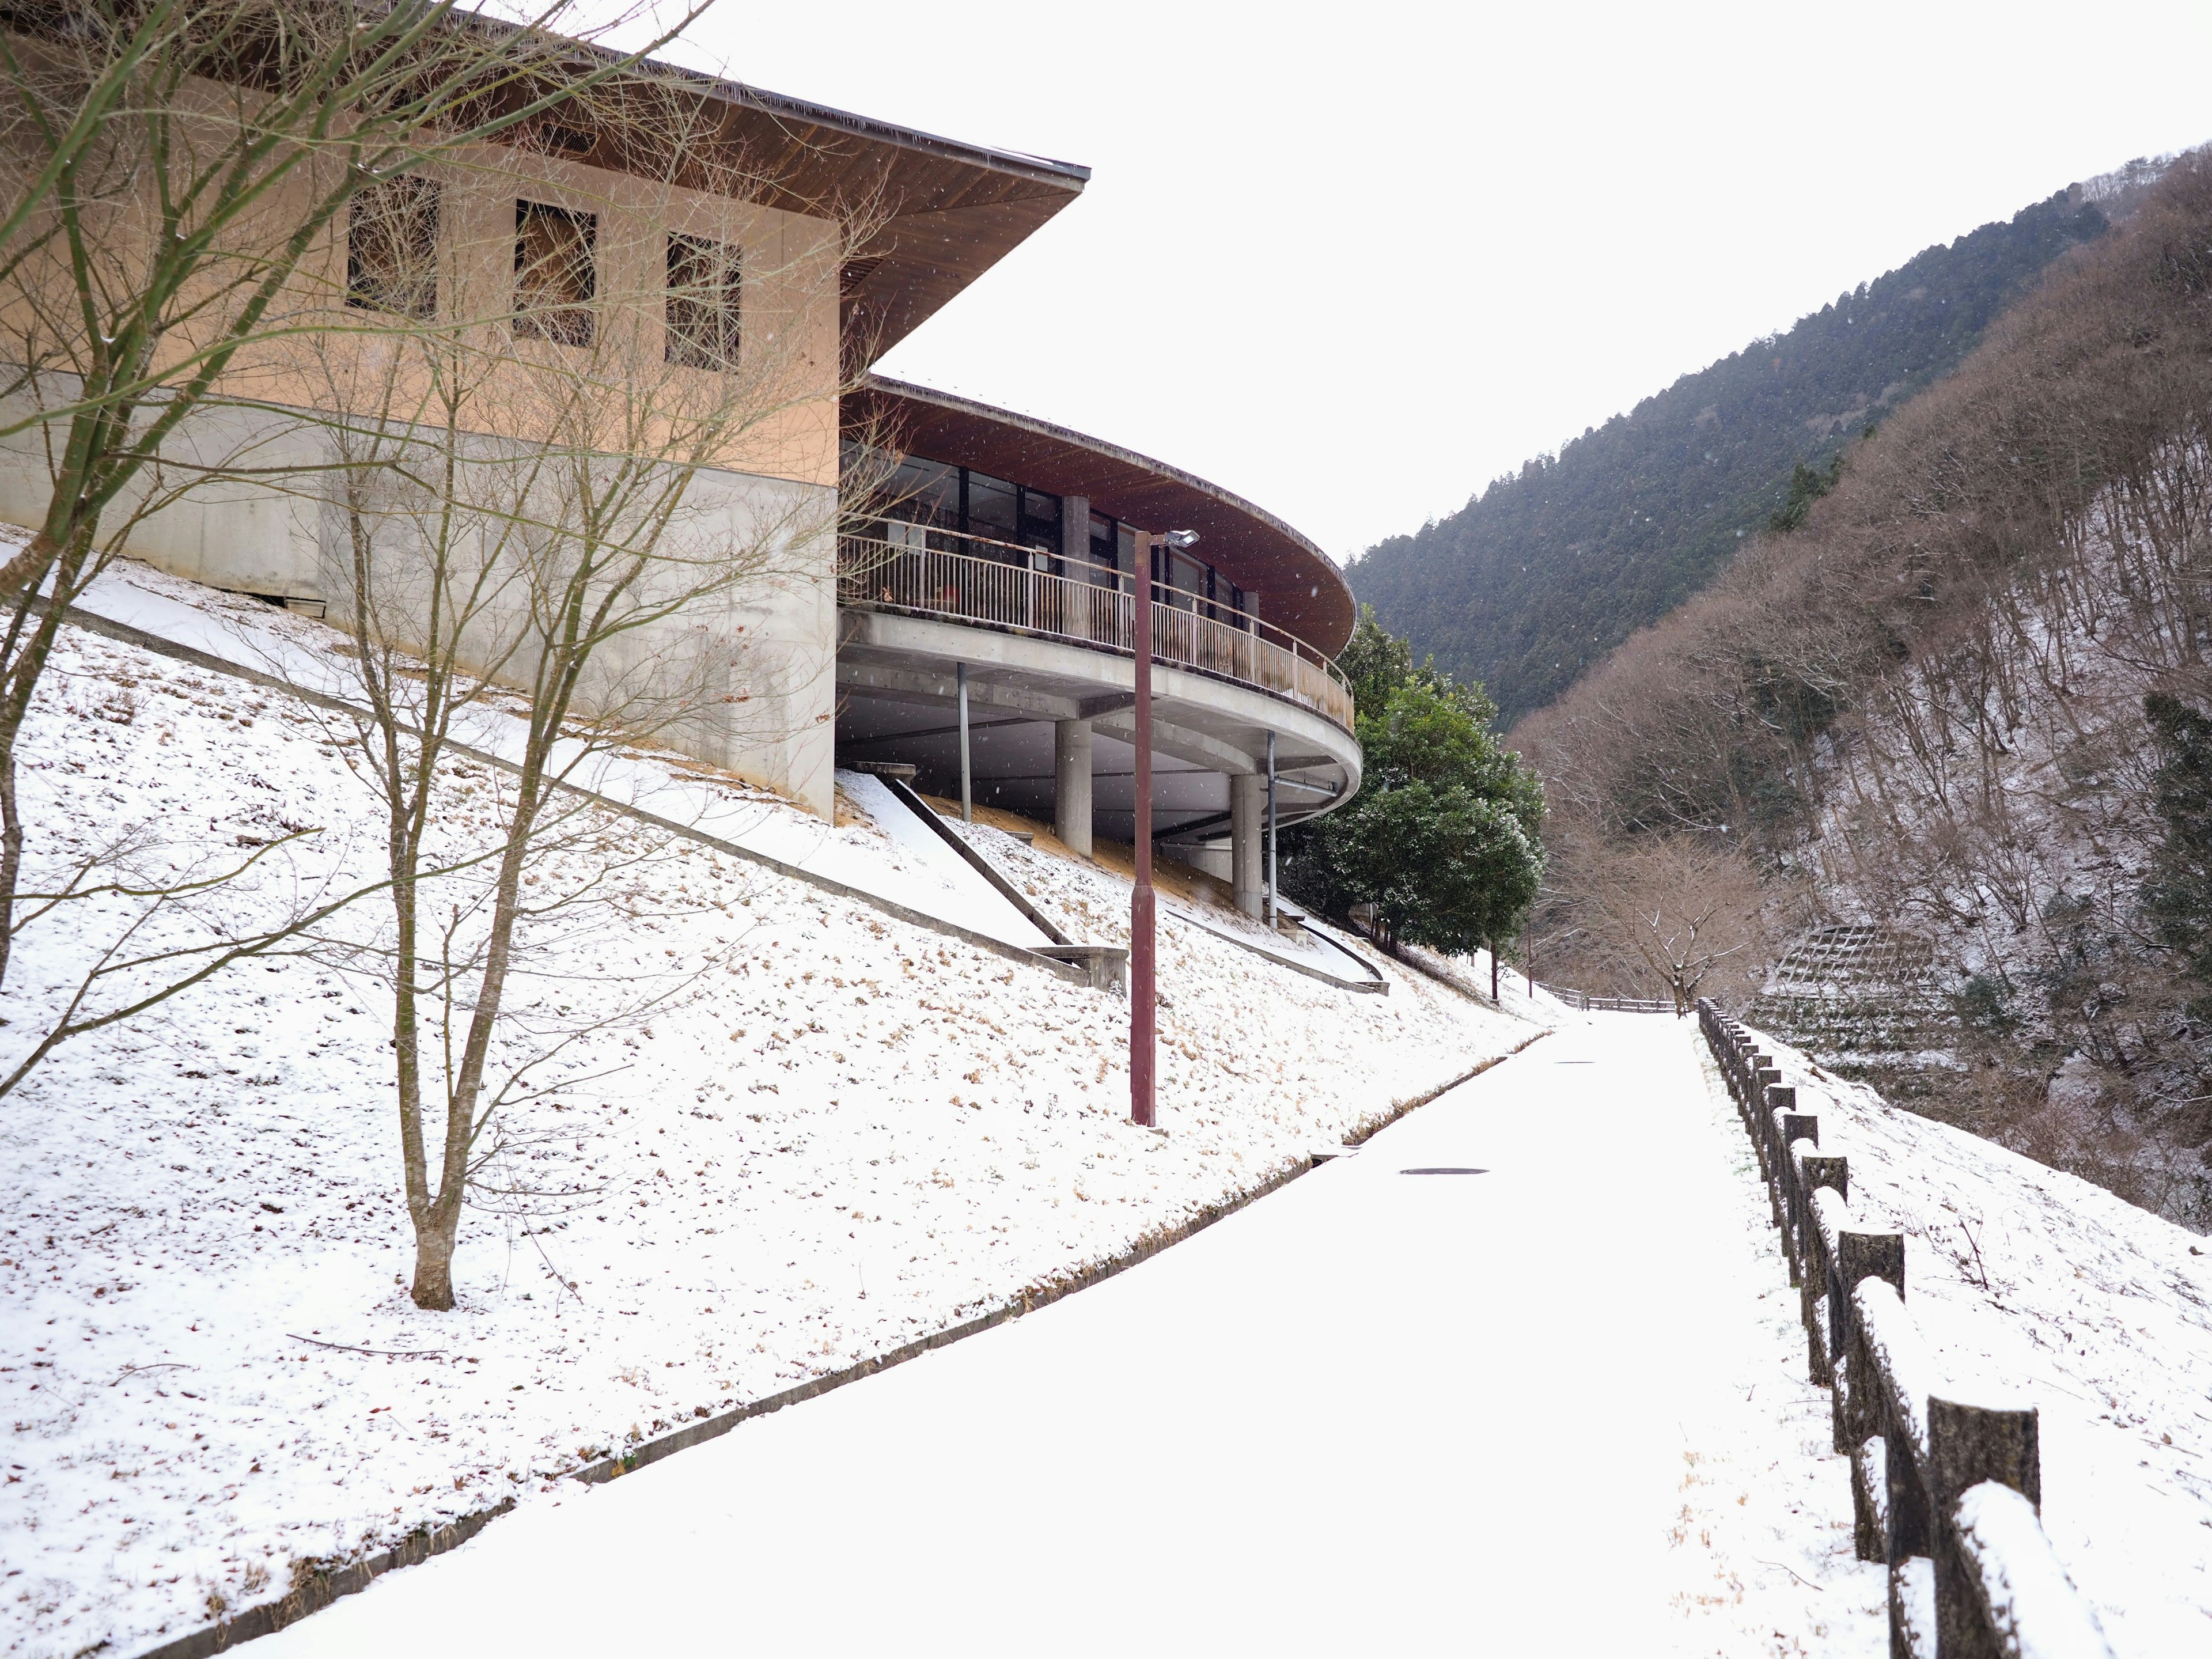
[1533,982,1675,1013]
[1694,998,2113,1659]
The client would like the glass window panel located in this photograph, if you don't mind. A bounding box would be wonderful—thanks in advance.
[514,200,596,346]
[889,458,957,528]
[349,176,440,320]
[965,471,1018,543]
[665,233,741,370]
[1088,513,1118,583]
[1019,486,1060,545]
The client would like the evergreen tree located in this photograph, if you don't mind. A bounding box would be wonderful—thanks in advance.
[1767,454,1844,533]
[1283,608,1543,955]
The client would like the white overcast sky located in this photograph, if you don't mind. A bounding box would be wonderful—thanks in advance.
[644,0,2212,560]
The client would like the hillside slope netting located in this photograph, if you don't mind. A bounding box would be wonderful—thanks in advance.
[0,596,1535,1659]
[1350,184,2112,726]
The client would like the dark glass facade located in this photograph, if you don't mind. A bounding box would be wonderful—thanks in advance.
[873,454,1260,627]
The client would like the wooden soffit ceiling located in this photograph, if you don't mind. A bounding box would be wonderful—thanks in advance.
[849,377,1355,657]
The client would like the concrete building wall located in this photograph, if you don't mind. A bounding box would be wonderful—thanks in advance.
[0,80,847,816]
[0,385,840,815]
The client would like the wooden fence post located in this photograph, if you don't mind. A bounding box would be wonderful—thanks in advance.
[1695,1016,2100,1659]
[1798,1152,1846,1380]
[1779,1109,1819,1284]
[1928,1399,2039,1659]
[1836,1232,1904,1557]
[1759,1079,1791,1225]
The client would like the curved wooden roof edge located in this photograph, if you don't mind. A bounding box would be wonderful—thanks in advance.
[849,377,1355,657]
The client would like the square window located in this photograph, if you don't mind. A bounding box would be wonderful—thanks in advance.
[514,200,596,346]
[889,457,957,528]
[347,176,439,320]
[666,233,741,369]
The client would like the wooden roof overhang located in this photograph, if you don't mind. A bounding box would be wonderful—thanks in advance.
[489,65,1090,357]
[846,377,1355,656]
[0,4,1082,354]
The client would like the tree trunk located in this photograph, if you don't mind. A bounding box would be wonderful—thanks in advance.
[0,531,57,604]
[0,743,19,990]
[410,1200,458,1310]
[0,528,97,988]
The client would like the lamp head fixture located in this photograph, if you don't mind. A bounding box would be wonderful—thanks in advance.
[1163,529,1200,551]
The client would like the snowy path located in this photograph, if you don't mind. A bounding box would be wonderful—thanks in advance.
[255,1014,1874,1658]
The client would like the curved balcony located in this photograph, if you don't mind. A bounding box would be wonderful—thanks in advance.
[836,530,1354,734]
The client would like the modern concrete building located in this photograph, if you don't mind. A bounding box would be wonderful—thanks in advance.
[836,378,1359,917]
[1,47,1359,915]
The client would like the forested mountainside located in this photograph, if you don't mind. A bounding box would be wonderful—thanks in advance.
[1517,151,2212,1229]
[1349,183,2127,727]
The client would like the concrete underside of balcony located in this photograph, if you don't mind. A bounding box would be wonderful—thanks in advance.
[833,609,1359,856]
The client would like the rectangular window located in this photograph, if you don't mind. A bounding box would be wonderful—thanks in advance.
[1088,513,1119,585]
[1167,551,1204,609]
[1018,486,1060,552]
[514,200,596,347]
[665,233,741,369]
[964,470,1018,545]
[348,176,440,320]
[889,457,959,530]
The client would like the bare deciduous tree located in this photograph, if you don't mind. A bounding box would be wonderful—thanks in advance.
[0,0,702,993]
[292,88,876,1308]
[1572,835,1772,1016]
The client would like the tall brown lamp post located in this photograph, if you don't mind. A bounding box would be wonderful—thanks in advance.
[1129,527,1199,1128]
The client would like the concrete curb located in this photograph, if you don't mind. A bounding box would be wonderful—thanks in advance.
[124,1031,1545,1658]
[1168,906,1389,995]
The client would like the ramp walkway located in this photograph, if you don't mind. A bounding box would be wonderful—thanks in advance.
[252,1014,1866,1657]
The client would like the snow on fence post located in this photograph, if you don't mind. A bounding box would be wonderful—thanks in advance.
[1830,1222,1900,1447]
[1688,1001,2115,1659]
[1795,1149,1847,1380]
[1927,1397,2040,1659]
[1952,1483,2116,1659]
[1756,1078,1790,1229]
[1778,1108,1818,1282]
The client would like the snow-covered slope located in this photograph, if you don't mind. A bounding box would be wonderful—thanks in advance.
[0,569,1539,1658]
[62,563,1056,953]
[1739,1029,2212,1657]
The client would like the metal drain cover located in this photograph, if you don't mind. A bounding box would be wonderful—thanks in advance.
[1399,1166,1490,1176]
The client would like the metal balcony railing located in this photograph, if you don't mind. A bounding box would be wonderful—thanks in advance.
[836,529,1354,732]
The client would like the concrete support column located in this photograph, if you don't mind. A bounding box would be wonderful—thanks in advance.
[1231,770,1265,918]
[1060,495,1092,640]
[1055,718,1094,856]
[1059,495,1090,565]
